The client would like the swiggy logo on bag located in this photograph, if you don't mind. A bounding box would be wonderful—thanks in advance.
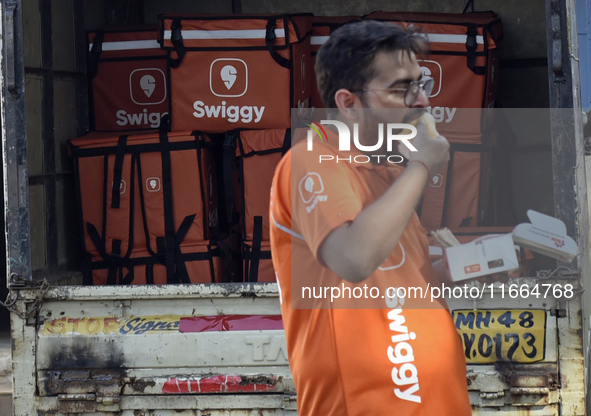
[417,60,442,98]
[117,68,168,129]
[192,58,265,124]
[429,174,443,188]
[146,177,161,192]
[417,60,458,124]
[129,68,167,105]
[210,59,248,98]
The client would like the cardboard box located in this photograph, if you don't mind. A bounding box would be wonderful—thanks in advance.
[444,234,519,282]
[512,210,578,263]
[440,210,578,282]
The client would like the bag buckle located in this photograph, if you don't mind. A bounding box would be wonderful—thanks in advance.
[266,19,277,43]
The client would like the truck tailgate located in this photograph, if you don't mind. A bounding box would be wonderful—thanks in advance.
[26,283,296,414]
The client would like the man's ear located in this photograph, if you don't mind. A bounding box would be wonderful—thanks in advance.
[334,88,363,121]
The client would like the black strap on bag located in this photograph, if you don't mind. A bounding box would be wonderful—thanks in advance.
[88,140,137,284]
[248,216,264,282]
[223,131,238,226]
[81,254,93,285]
[158,117,178,283]
[111,135,128,209]
[193,133,209,239]
[87,31,104,80]
[86,223,131,285]
[135,155,158,257]
[462,0,475,13]
[266,18,290,69]
[107,239,122,285]
[174,214,197,284]
[466,24,487,75]
[208,243,218,283]
[169,19,186,68]
[145,262,155,285]
[145,237,167,284]
[211,228,233,282]
[281,129,292,156]
[118,266,135,285]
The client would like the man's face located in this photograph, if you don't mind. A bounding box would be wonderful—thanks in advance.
[361,50,429,120]
[356,50,430,155]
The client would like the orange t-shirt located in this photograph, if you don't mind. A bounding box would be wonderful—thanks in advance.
[269,133,472,416]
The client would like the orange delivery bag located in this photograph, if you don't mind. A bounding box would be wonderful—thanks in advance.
[87,26,169,131]
[365,11,503,135]
[158,14,312,132]
[417,132,494,232]
[69,128,222,285]
[222,129,291,282]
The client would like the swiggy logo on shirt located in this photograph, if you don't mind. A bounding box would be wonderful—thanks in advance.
[385,289,422,404]
[298,173,327,213]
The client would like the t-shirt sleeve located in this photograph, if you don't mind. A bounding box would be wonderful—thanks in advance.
[289,144,364,259]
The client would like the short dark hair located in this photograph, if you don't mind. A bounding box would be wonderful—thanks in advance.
[315,20,429,109]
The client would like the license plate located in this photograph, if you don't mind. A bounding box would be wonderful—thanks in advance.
[451,309,546,363]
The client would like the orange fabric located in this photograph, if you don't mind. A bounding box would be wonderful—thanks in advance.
[446,151,482,228]
[365,12,502,136]
[236,129,288,241]
[242,240,275,282]
[270,131,471,415]
[365,11,502,51]
[158,15,312,132]
[420,142,490,231]
[88,26,167,58]
[88,27,168,131]
[159,14,312,49]
[71,131,218,283]
[233,130,286,282]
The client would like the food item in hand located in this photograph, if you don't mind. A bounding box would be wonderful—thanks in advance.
[410,112,439,138]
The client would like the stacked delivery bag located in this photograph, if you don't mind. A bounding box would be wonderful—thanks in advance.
[158,13,312,132]
[75,13,313,284]
[69,128,223,285]
[155,14,312,281]
[76,10,506,284]
[223,129,292,282]
[87,26,169,131]
[364,11,504,231]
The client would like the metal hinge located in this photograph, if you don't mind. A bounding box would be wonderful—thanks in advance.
[480,391,505,399]
[511,387,550,395]
[58,393,96,402]
[57,393,120,413]
[97,396,121,405]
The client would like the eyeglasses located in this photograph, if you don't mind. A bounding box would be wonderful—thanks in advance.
[359,78,435,106]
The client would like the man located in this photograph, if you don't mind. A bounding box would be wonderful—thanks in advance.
[269,20,472,415]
